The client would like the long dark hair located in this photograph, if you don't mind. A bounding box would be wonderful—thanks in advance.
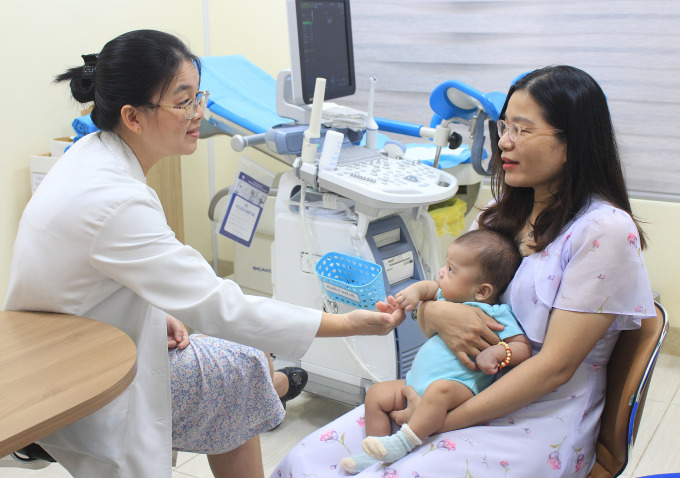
[55,29,201,132]
[478,65,646,250]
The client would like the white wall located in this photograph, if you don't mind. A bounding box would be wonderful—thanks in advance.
[181,0,294,265]
[630,199,680,320]
[0,0,205,303]
[0,0,289,304]
[1,1,678,327]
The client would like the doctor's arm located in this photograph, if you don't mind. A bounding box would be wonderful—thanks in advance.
[91,197,404,356]
[411,308,616,433]
[316,308,405,337]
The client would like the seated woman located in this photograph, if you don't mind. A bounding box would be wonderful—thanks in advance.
[166,315,307,474]
[5,30,401,478]
[270,65,656,477]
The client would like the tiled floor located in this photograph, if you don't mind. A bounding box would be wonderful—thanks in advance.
[1,354,679,477]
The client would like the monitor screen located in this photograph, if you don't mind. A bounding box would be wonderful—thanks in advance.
[289,0,356,105]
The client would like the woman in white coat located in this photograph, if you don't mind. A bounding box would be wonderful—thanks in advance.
[4,29,402,478]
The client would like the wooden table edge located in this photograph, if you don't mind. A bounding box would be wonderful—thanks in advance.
[0,312,138,458]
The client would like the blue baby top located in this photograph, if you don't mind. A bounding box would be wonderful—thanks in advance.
[406,301,523,396]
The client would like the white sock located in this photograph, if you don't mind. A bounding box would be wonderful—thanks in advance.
[361,424,422,463]
[339,453,379,474]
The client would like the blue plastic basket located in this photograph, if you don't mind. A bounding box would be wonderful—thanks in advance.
[315,253,386,309]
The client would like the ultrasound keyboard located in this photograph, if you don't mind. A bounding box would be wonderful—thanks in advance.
[316,145,457,210]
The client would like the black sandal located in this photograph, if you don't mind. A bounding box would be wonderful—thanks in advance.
[277,366,308,409]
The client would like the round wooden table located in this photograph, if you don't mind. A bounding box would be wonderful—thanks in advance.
[0,311,137,458]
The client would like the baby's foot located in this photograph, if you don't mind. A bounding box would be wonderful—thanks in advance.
[361,425,421,463]
[339,453,378,474]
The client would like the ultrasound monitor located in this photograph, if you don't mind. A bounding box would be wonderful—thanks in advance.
[287,0,356,105]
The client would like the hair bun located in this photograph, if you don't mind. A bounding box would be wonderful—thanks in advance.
[70,54,98,103]
[70,74,96,103]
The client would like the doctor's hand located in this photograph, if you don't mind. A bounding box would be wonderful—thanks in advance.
[316,309,405,337]
[376,295,403,314]
[166,314,190,350]
[419,300,504,371]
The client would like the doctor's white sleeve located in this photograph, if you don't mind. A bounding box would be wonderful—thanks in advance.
[89,195,321,358]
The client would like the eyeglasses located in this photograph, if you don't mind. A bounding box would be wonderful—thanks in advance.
[497,119,562,142]
[145,90,210,120]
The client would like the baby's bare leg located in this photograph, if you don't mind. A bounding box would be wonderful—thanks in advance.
[340,379,407,474]
[362,380,473,463]
[408,379,473,439]
[364,379,407,437]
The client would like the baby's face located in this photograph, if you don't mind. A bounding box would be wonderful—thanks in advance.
[437,242,483,303]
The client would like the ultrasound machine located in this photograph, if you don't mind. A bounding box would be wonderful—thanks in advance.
[201,0,503,405]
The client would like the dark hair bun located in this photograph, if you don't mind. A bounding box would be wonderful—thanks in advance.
[70,72,96,103]
[54,66,95,103]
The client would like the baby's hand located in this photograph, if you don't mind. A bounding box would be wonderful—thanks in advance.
[374,296,406,325]
[376,295,399,314]
[394,288,420,311]
[476,346,500,375]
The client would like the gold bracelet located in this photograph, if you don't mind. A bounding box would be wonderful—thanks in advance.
[498,341,512,370]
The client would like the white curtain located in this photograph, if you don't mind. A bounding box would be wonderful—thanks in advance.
[341,0,680,200]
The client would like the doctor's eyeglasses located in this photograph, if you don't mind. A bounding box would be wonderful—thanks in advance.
[144,90,210,120]
[497,119,562,142]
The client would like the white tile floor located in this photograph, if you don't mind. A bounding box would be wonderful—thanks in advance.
[2,354,679,478]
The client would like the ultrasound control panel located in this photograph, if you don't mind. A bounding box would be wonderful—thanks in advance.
[316,146,458,210]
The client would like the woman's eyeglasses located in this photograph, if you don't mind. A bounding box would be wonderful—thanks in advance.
[497,119,562,142]
[145,91,210,120]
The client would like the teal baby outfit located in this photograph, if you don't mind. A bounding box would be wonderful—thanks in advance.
[405,301,523,396]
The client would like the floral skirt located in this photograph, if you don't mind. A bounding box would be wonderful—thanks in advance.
[170,334,284,454]
[271,361,604,478]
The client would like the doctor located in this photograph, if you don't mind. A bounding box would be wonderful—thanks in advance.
[4,29,402,478]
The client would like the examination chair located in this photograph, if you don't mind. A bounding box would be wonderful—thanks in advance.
[375,79,505,171]
[587,301,669,478]
[374,79,506,216]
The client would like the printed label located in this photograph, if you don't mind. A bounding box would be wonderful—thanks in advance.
[383,251,414,285]
[219,172,270,247]
[323,282,360,303]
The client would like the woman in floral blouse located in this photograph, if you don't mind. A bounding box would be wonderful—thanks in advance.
[271,65,655,478]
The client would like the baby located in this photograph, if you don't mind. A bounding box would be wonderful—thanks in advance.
[340,229,532,473]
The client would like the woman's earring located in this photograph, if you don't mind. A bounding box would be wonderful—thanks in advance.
[136,129,142,136]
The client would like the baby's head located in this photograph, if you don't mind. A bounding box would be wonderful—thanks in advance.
[437,229,522,305]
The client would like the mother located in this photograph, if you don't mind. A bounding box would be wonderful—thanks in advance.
[272,65,655,477]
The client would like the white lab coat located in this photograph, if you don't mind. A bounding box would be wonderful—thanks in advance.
[4,131,321,477]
